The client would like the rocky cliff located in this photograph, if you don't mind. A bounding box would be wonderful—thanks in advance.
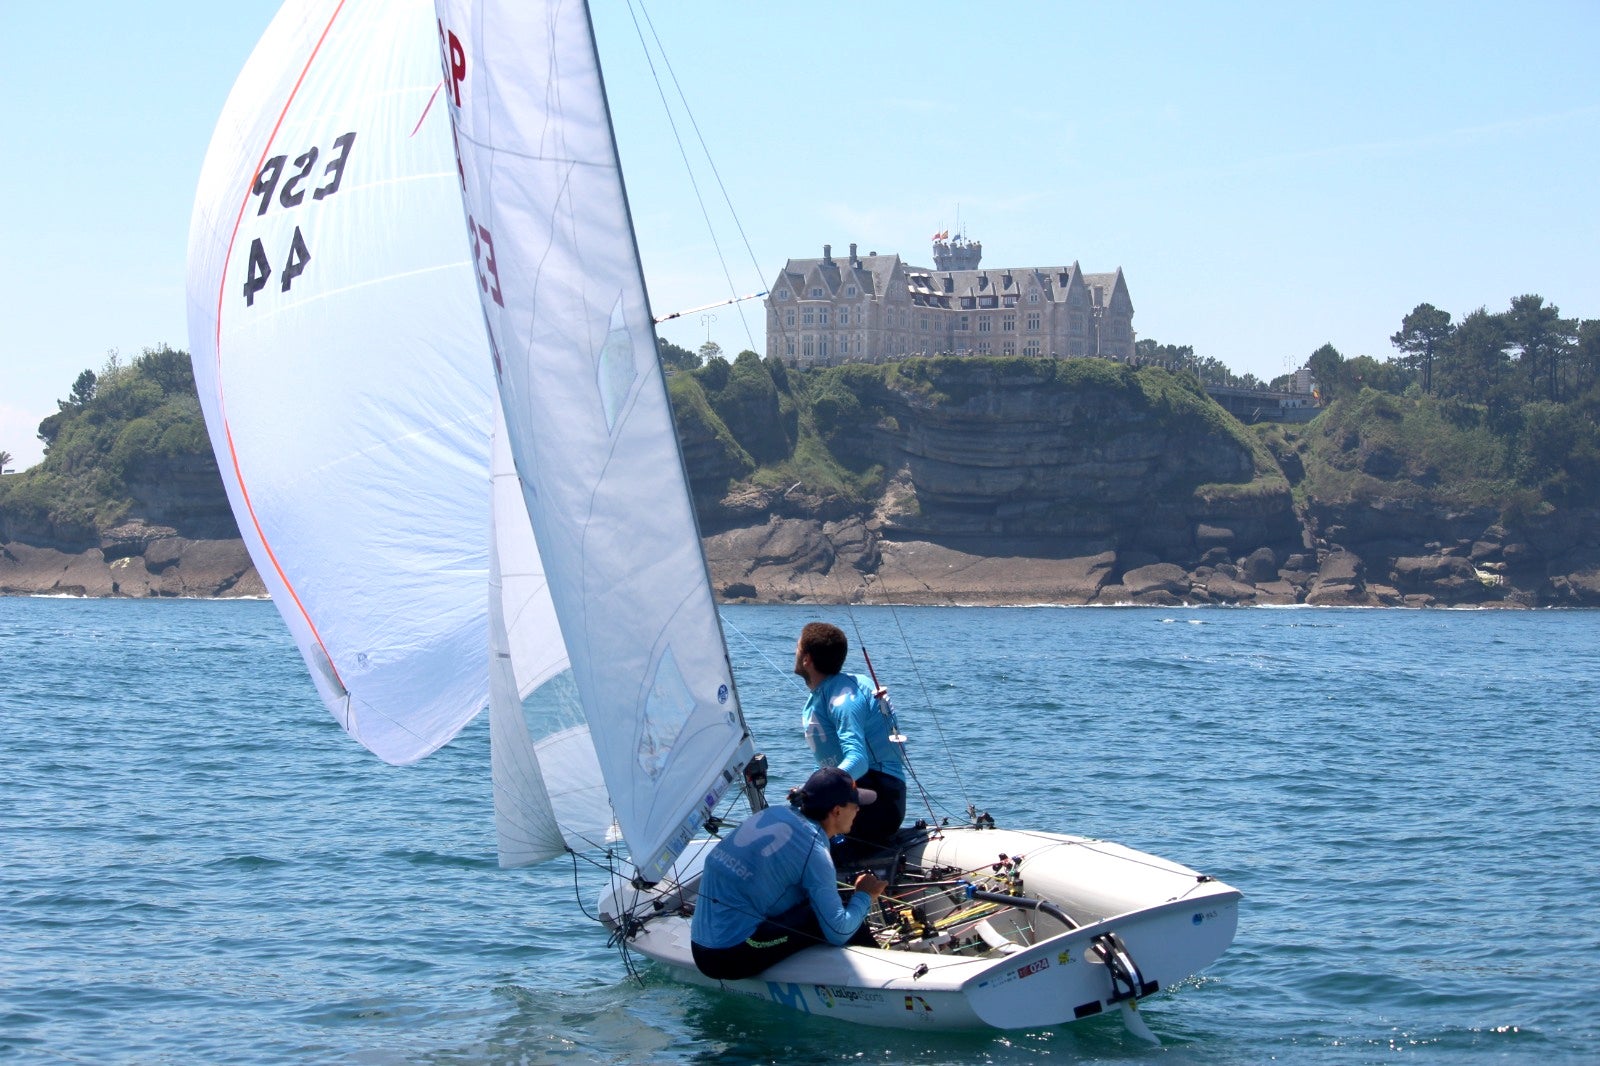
[5,356,1597,606]
[0,453,262,598]
[695,359,1599,608]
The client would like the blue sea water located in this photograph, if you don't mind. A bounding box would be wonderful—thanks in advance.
[2,597,1597,1064]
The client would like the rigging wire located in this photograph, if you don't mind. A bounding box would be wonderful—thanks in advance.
[624,0,764,354]
[811,539,975,819]
[719,611,808,696]
[799,565,954,829]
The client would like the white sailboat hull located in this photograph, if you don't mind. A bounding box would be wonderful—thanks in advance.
[601,826,1240,1031]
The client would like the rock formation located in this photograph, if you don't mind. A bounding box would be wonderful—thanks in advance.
[5,359,1597,607]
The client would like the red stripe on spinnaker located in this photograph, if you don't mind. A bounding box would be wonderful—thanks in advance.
[213,0,351,694]
[412,81,443,137]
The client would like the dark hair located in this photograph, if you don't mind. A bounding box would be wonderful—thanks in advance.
[799,622,848,676]
[787,785,827,821]
[789,767,872,821]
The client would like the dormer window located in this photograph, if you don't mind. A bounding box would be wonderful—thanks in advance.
[845,285,857,297]
[776,288,790,300]
[1028,291,1041,304]
[809,287,824,299]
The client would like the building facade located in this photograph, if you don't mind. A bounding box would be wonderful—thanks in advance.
[764,238,1134,368]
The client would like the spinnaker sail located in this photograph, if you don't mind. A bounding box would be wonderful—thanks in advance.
[187,0,497,765]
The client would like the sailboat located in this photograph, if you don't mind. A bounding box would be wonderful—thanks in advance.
[186,0,1240,1035]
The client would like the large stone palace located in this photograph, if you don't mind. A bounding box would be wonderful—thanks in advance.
[764,236,1135,368]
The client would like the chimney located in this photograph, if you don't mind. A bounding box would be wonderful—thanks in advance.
[849,242,859,267]
[823,244,833,265]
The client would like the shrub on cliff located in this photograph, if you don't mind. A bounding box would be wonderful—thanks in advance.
[704,351,792,464]
[665,372,754,501]
[0,345,221,543]
[1301,389,1521,508]
[1513,400,1600,505]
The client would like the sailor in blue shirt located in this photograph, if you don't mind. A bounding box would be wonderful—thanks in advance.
[690,767,888,981]
[795,622,908,858]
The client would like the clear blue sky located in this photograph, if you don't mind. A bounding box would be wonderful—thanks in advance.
[3,1,1596,471]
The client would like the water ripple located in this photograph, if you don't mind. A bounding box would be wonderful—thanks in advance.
[3,599,1598,1062]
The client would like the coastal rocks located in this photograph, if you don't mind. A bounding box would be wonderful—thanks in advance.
[701,512,1600,609]
[870,543,1117,605]
[0,525,262,598]
[1390,554,1492,605]
[1101,563,1189,605]
[0,543,120,597]
[705,516,873,602]
[1305,550,1378,606]
[1192,569,1260,605]
[1300,495,1600,607]
[1547,565,1600,607]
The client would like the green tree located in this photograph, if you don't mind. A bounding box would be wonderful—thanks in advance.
[1342,354,1409,395]
[1194,355,1235,386]
[658,338,700,371]
[8,345,220,532]
[697,354,731,393]
[0,449,13,473]
[134,344,195,395]
[1134,338,1195,372]
[1504,294,1577,403]
[1437,308,1509,402]
[698,340,723,366]
[69,369,98,407]
[1307,343,1344,402]
[1390,303,1452,394]
[763,353,790,392]
[1575,319,1600,399]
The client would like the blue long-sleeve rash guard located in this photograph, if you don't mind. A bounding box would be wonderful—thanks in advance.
[690,806,872,950]
[802,672,905,782]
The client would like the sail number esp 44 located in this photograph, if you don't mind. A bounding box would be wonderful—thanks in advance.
[242,132,356,307]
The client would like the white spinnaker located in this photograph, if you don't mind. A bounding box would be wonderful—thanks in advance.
[490,408,611,866]
[187,0,496,764]
[435,0,753,882]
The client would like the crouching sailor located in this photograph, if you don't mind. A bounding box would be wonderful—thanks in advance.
[690,767,889,981]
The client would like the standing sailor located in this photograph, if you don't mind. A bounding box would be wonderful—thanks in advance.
[794,622,907,858]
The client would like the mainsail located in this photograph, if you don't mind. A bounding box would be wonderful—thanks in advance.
[434,0,755,881]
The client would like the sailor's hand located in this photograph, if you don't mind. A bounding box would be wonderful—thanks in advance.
[854,871,889,899]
